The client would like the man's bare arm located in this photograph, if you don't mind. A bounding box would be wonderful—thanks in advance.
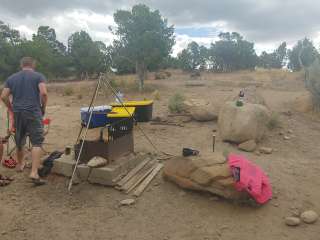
[1,88,12,111]
[39,82,48,115]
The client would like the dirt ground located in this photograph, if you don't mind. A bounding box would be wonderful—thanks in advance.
[0,70,319,240]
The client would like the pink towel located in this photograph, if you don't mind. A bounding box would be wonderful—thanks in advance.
[228,154,272,204]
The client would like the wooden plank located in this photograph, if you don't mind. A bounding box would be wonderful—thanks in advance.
[133,163,163,197]
[125,163,157,194]
[120,161,155,192]
[116,158,150,187]
[120,164,151,191]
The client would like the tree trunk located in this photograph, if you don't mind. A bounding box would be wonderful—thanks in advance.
[136,61,145,91]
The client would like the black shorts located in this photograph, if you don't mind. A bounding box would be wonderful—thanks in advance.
[14,111,44,149]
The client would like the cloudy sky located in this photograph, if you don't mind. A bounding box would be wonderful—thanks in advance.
[1,0,320,55]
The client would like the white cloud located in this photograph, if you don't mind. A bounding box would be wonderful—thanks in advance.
[0,5,320,56]
[3,9,116,45]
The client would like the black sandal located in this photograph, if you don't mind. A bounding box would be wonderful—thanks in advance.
[0,179,10,187]
[30,178,47,186]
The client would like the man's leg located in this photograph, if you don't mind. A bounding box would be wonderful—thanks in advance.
[30,147,42,179]
[14,112,27,172]
[28,112,45,180]
[16,147,25,171]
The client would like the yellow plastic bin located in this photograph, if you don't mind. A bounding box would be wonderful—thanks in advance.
[107,107,136,119]
[110,100,153,122]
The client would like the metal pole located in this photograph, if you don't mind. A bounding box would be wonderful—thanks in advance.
[68,76,102,192]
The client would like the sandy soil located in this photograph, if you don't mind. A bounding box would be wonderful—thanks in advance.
[0,70,319,240]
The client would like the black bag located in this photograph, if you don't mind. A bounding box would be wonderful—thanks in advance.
[182,148,200,157]
[38,151,63,177]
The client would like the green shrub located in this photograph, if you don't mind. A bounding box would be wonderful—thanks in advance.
[63,86,74,96]
[152,90,160,101]
[306,60,320,111]
[168,93,185,113]
[267,112,281,130]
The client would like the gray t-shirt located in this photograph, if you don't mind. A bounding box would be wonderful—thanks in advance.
[5,70,46,113]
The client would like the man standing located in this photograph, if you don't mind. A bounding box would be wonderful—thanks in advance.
[1,57,48,185]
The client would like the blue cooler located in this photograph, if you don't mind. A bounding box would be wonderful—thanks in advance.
[80,105,112,129]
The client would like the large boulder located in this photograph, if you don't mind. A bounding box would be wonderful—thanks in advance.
[218,101,270,143]
[163,153,249,200]
[183,98,209,110]
[182,98,217,122]
[190,107,218,122]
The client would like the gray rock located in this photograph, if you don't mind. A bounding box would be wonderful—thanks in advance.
[120,199,135,206]
[285,217,301,226]
[218,102,271,144]
[284,136,291,140]
[238,140,257,152]
[259,147,273,154]
[300,210,319,224]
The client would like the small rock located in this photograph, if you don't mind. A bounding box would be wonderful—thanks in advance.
[179,191,186,197]
[300,210,319,224]
[220,225,229,230]
[291,209,301,217]
[288,129,293,134]
[285,217,301,226]
[279,132,284,136]
[238,140,257,152]
[259,147,273,154]
[87,157,108,168]
[209,196,220,201]
[1,231,7,235]
[284,136,290,140]
[254,151,261,156]
[120,199,135,206]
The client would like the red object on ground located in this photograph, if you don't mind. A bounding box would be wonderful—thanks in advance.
[228,153,272,204]
[42,118,51,125]
[2,157,17,169]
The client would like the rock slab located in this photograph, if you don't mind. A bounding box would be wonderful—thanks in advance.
[52,154,75,177]
[163,153,249,200]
